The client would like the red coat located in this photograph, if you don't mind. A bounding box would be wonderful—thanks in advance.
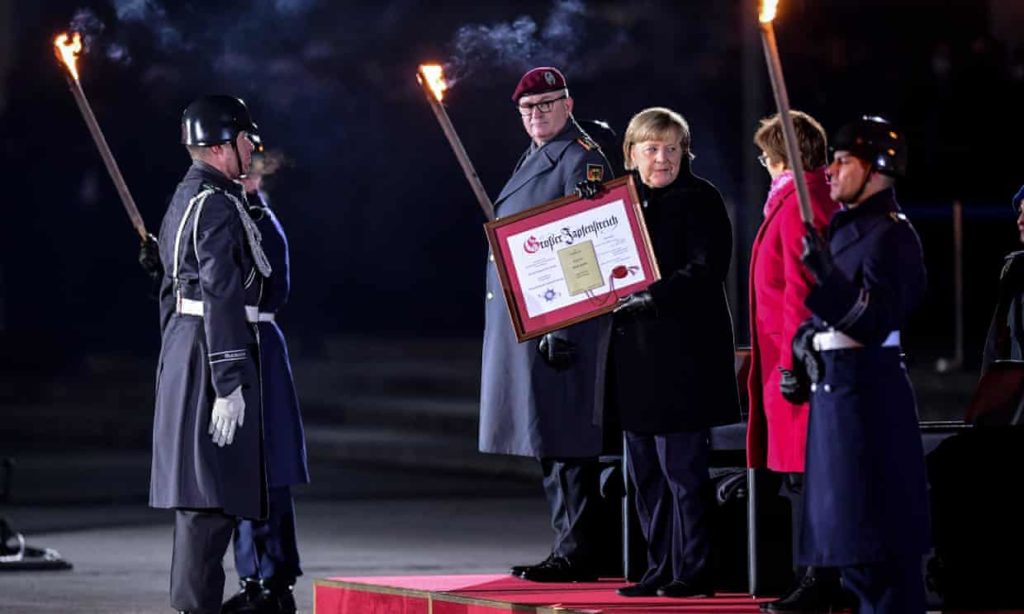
[746,168,837,472]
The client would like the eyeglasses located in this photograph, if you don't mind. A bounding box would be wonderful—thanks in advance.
[757,153,770,168]
[517,94,568,117]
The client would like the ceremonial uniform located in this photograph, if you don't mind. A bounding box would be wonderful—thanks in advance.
[151,159,269,612]
[800,187,930,611]
[230,190,309,595]
[479,120,613,568]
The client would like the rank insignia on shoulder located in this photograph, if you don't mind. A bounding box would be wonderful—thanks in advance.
[889,212,908,223]
[586,164,604,182]
[576,136,599,151]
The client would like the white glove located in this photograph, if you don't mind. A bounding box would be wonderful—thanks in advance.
[209,385,245,447]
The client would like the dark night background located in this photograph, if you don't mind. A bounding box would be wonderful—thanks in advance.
[1,0,1024,375]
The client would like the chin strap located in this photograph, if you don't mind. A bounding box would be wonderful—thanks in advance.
[230,139,249,180]
[848,165,875,205]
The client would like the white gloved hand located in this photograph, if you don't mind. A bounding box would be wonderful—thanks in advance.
[209,385,245,447]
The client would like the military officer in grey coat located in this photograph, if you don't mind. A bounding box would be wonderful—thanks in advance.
[151,95,269,614]
[480,67,614,582]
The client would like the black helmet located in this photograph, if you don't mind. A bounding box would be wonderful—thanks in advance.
[831,115,907,178]
[181,95,259,147]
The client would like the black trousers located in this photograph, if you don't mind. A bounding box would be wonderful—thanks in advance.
[233,486,302,587]
[624,430,712,587]
[540,458,604,564]
[840,557,926,614]
[171,509,236,613]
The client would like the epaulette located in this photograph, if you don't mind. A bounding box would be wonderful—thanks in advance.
[889,212,908,223]
[576,135,599,151]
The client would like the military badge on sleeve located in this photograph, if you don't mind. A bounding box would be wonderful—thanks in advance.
[586,164,604,182]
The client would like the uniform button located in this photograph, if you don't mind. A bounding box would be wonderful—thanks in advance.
[486,292,494,300]
[488,253,495,262]
[823,384,832,393]
[810,383,817,393]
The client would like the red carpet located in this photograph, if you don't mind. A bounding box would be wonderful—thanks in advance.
[314,573,770,613]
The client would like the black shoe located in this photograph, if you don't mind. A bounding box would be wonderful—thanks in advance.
[222,577,297,614]
[656,579,715,598]
[511,553,554,577]
[221,578,266,613]
[518,556,598,582]
[617,582,661,597]
[761,567,850,612]
[266,583,297,614]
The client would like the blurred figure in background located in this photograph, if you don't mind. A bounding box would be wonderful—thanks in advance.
[980,184,1024,376]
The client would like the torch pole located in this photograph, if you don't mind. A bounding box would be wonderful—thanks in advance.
[64,74,148,240]
[416,68,495,222]
[758,21,814,226]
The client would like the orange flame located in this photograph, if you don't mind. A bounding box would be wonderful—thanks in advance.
[54,32,83,81]
[759,0,779,24]
[418,64,447,102]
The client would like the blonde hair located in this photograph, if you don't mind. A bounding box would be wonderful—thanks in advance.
[623,107,692,171]
[753,110,827,170]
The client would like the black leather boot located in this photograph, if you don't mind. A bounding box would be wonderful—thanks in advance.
[221,577,270,613]
[761,567,853,612]
[264,578,297,614]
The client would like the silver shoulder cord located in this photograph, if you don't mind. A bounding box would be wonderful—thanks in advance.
[172,187,274,312]
[173,188,214,311]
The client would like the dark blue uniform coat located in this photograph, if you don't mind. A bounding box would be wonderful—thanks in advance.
[799,188,930,566]
[479,121,613,458]
[150,161,266,520]
[250,193,309,488]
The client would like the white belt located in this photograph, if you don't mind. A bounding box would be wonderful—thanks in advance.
[812,330,900,351]
[176,297,275,323]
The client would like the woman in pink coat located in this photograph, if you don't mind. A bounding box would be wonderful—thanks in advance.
[745,111,846,612]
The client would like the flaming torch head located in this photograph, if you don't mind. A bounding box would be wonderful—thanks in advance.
[54,32,83,81]
[759,0,779,24]
[418,64,447,102]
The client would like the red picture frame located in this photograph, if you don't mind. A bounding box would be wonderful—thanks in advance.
[484,175,661,342]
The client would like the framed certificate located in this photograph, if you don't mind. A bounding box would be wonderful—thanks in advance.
[485,174,661,342]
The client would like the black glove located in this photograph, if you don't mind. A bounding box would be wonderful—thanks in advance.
[138,233,163,281]
[613,290,655,315]
[779,367,809,405]
[574,179,603,200]
[801,223,833,285]
[537,333,575,370]
[792,319,824,384]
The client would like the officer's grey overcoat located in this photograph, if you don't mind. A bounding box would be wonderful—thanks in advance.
[150,161,266,520]
[479,122,613,458]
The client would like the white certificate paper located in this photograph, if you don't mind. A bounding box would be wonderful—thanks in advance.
[505,198,648,318]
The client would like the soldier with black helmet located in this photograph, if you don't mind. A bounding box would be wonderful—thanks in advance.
[785,116,930,613]
[150,94,269,614]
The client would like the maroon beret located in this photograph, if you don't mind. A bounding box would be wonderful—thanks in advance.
[511,67,568,102]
